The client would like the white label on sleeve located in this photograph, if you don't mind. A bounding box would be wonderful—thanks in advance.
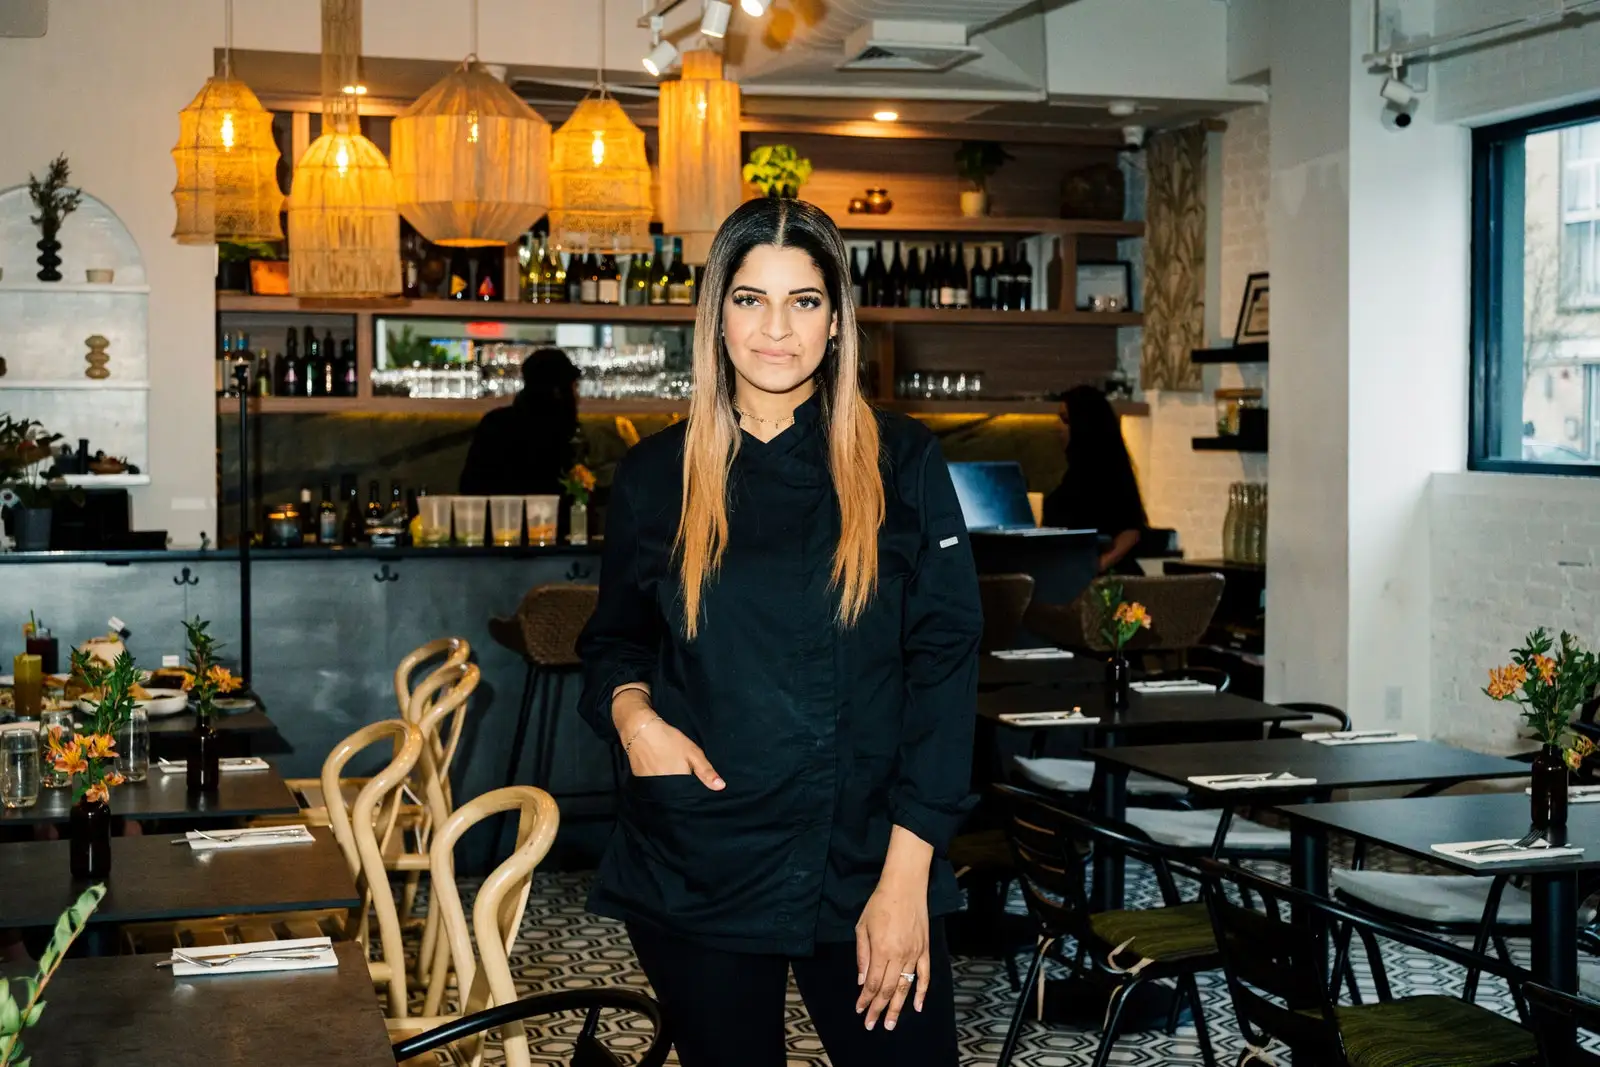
[939,536,959,549]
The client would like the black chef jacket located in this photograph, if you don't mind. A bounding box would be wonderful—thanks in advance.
[576,395,982,956]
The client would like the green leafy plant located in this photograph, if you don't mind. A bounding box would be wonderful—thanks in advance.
[0,884,107,1066]
[1485,628,1600,763]
[0,416,62,510]
[183,617,241,717]
[218,240,280,263]
[51,651,137,803]
[386,326,451,369]
[954,140,1014,192]
[26,155,83,240]
[742,145,813,198]
[1097,582,1152,651]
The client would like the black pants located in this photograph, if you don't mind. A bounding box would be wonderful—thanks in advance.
[627,920,959,1067]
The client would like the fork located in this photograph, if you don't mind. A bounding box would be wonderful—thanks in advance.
[1461,830,1546,855]
[158,948,325,969]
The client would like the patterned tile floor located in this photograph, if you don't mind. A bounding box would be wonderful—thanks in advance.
[459,857,1537,1066]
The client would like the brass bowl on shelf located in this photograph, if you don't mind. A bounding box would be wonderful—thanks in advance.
[87,456,129,475]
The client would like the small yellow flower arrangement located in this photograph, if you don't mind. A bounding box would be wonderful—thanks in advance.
[53,650,135,806]
[561,464,597,505]
[184,616,241,719]
[1098,583,1153,651]
[1484,628,1600,764]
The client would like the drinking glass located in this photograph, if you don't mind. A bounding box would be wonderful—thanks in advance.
[12,653,41,720]
[118,707,150,782]
[39,709,73,788]
[0,728,40,809]
[489,497,525,547]
[452,497,488,547]
[417,496,453,547]
[525,495,560,546]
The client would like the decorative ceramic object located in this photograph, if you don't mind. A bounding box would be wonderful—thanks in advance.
[84,335,110,380]
[954,141,1011,218]
[864,188,893,214]
[28,155,83,283]
[847,197,868,214]
[959,189,988,218]
[85,268,115,284]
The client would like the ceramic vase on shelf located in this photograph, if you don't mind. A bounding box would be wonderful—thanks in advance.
[1530,743,1568,831]
[186,703,221,798]
[35,234,63,283]
[1105,652,1132,712]
[568,501,589,546]
[69,797,112,879]
[959,189,988,218]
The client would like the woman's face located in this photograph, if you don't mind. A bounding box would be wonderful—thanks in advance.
[723,244,837,399]
[1057,403,1071,450]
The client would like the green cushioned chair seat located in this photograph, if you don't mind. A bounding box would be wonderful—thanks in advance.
[1328,995,1537,1067]
[1087,902,1216,962]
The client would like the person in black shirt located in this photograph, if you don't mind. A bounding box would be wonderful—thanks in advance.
[458,348,579,495]
[577,199,980,1066]
[1042,385,1148,574]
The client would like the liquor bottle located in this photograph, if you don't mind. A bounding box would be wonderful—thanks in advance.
[318,482,339,545]
[667,238,694,305]
[321,329,338,395]
[339,339,358,397]
[299,486,317,545]
[278,328,298,395]
[301,325,316,369]
[863,242,888,308]
[476,249,499,301]
[303,330,322,397]
[340,477,363,546]
[1045,237,1064,311]
[992,246,1015,312]
[254,352,273,396]
[937,244,959,310]
[887,241,906,308]
[849,246,865,306]
[971,247,992,310]
[1013,242,1034,311]
[952,243,971,309]
[389,482,404,523]
[650,237,670,305]
[905,248,926,309]
[365,480,383,530]
[216,333,231,397]
[449,250,471,300]
[928,246,945,309]
[597,254,621,304]
[563,252,583,303]
[579,254,599,303]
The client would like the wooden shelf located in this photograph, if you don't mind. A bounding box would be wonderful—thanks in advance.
[1192,436,1268,453]
[860,308,1140,326]
[883,399,1149,417]
[1191,342,1268,364]
[0,282,150,294]
[218,395,690,416]
[836,216,1144,238]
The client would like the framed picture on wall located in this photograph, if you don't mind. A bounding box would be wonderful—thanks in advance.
[1234,272,1269,343]
[1075,261,1133,311]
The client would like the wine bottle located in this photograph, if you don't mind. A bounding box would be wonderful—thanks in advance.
[952,242,971,309]
[299,486,317,544]
[278,328,298,395]
[579,254,599,304]
[318,481,339,545]
[992,246,1015,312]
[864,242,888,308]
[849,246,865,306]
[667,238,693,305]
[564,252,583,304]
[937,244,959,310]
[321,329,338,395]
[476,249,499,301]
[971,247,992,310]
[301,330,321,398]
[449,250,471,300]
[624,254,646,305]
[340,477,363,546]
[390,482,404,517]
[650,237,670,305]
[887,241,906,308]
[905,248,926,309]
[365,480,383,530]
[340,339,358,397]
[254,352,273,397]
[598,254,621,304]
[1013,242,1033,311]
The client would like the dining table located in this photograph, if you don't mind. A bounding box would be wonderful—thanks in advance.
[0,759,298,825]
[0,941,395,1066]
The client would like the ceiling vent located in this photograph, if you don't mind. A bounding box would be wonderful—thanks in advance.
[838,20,981,73]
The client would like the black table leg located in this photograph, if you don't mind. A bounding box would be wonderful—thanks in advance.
[1091,763,1128,911]
[1533,871,1579,1055]
[1290,821,1330,986]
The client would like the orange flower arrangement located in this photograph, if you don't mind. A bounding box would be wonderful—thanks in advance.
[1484,627,1600,763]
[53,649,136,806]
[561,463,597,505]
[184,616,243,720]
[1098,583,1153,652]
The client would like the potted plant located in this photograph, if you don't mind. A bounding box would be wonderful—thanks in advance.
[0,884,107,1065]
[954,141,1014,217]
[48,651,136,878]
[560,464,596,546]
[742,145,814,199]
[183,617,242,798]
[1484,628,1600,830]
[27,155,84,283]
[0,416,63,551]
[1097,582,1152,712]
[217,240,277,294]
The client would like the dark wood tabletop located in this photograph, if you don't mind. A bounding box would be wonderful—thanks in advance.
[145,707,274,736]
[0,763,297,825]
[980,684,1310,732]
[1086,737,1530,795]
[0,827,357,927]
[1277,792,1600,874]
[978,654,1100,688]
[0,941,395,1067]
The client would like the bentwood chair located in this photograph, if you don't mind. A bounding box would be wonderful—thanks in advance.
[1197,858,1539,1067]
[1525,983,1600,1066]
[396,637,471,719]
[992,784,1220,1067]
[392,992,671,1067]
[1023,573,1225,661]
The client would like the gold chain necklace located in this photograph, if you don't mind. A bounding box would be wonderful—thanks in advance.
[733,407,795,430]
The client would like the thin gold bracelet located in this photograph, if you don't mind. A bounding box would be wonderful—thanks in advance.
[623,715,664,754]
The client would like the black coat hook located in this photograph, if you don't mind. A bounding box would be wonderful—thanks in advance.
[173,567,198,587]
[565,561,593,581]
[374,563,400,583]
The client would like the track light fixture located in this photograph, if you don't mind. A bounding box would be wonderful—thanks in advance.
[700,0,732,38]
[740,0,771,15]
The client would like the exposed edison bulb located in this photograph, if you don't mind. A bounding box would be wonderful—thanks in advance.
[335,142,351,177]
[341,83,367,95]
[591,130,606,167]
[219,111,236,150]
[467,108,480,144]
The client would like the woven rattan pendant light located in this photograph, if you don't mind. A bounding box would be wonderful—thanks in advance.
[658,50,740,265]
[171,0,283,244]
[390,1,551,246]
[547,0,652,255]
[287,0,400,296]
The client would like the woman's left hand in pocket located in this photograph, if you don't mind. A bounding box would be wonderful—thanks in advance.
[854,871,930,1031]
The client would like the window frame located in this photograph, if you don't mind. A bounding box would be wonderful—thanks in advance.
[1471,98,1600,476]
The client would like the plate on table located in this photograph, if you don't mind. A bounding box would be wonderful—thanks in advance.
[210,696,257,713]
[75,688,190,717]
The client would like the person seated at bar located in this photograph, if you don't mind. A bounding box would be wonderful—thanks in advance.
[459,347,581,496]
[1042,384,1148,574]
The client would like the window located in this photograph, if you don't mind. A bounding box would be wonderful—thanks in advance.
[1472,102,1600,472]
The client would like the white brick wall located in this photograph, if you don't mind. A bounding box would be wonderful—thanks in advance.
[1435,0,1600,122]
[1140,104,1270,560]
[1431,471,1600,753]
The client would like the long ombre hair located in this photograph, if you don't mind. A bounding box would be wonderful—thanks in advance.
[676,198,884,638]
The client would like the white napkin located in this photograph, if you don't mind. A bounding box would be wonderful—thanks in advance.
[1308,732,1419,746]
[1131,681,1218,695]
[185,825,314,851]
[158,757,269,775]
[998,710,1101,727]
[990,648,1074,661]
[1523,784,1600,804]
[168,936,338,977]
[1188,772,1319,791]
[1432,839,1585,865]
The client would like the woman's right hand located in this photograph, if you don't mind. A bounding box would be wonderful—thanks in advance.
[614,691,725,789]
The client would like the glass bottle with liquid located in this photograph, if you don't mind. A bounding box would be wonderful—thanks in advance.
[318,481,339,544]
[667,238,694,305]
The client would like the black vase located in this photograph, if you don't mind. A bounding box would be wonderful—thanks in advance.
[1105,652,1132,712]
[35,234,63,283]
[69,798,113,879]
[187,714,222,798]
[1531,743,1568,831]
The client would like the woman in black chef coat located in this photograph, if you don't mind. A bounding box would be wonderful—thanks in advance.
[1042,384,1149,574]
[577,198,981,1066]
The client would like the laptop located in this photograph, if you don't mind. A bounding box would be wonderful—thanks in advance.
[946,461,1091,536]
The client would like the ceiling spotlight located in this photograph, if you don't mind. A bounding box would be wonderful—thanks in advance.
[740,0,771,14]
[1379,75,1416,108]
[873,110,899,122]
[643,38,679,77]
[700,0,732,38]
[341,84,368,95]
